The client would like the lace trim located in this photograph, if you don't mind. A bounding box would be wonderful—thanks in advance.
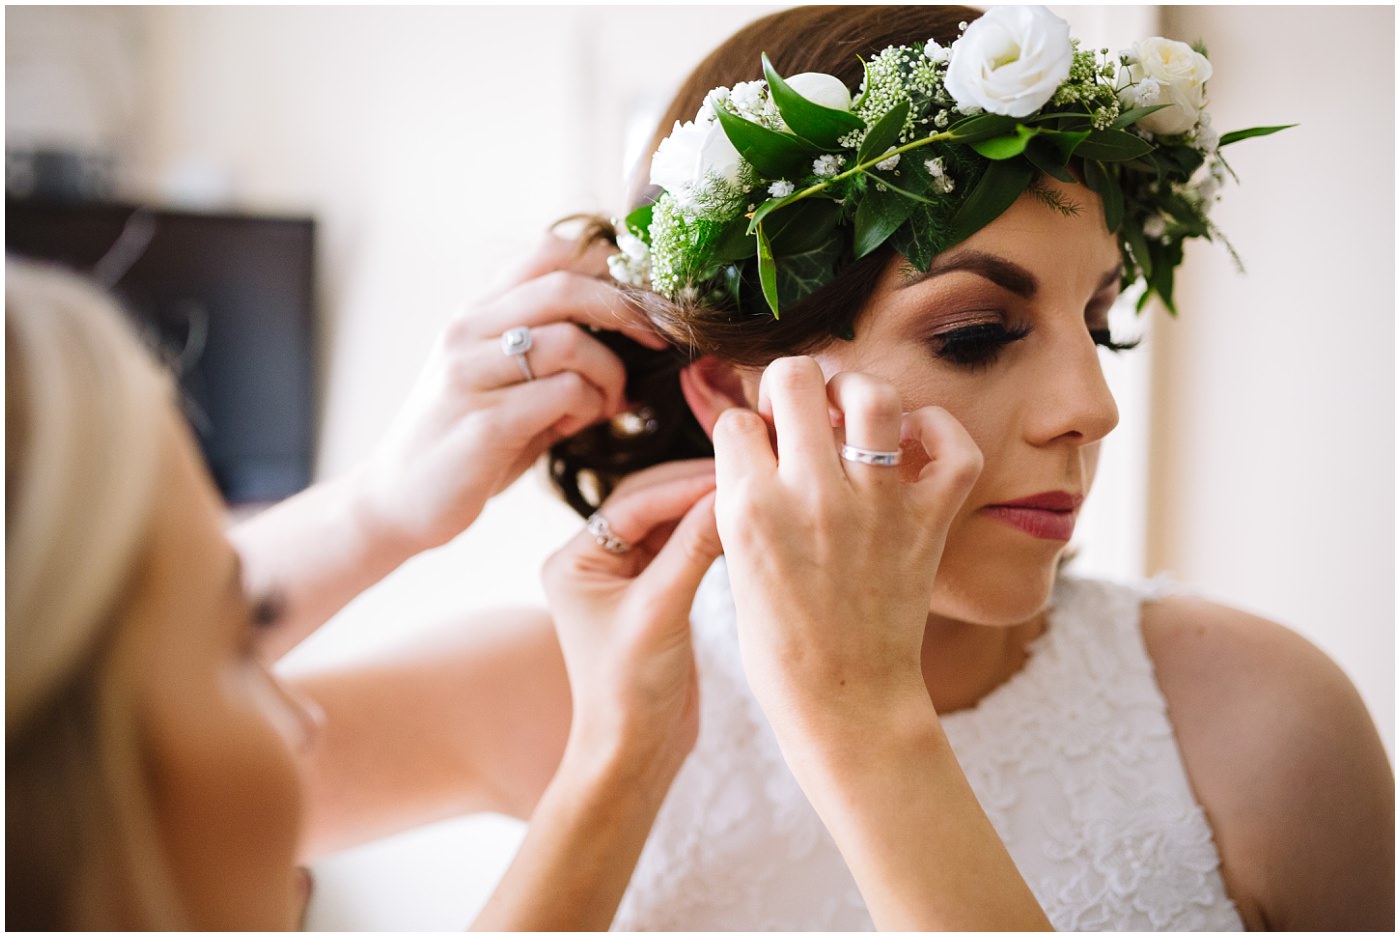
[613,565,1244,932]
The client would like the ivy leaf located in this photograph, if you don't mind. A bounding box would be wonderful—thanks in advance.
[945,112,1018,143]
[971,124,1038,161]
[945,157,1034,248]
[756,222,781,317]
[1218,124,1296,148]
[715,106,817,180]
[1074,129,1155,162]
[853,182,916,258]
[1110,103,1172,130]
[856,99,910,166]
[763,52,865,150]
[775,236,842,306]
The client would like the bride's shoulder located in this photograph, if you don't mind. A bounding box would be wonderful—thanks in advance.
[1138,592,1393,930]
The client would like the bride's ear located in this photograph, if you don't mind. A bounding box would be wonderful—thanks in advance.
[679,355,753,437]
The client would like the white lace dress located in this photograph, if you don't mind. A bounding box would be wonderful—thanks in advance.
[612,560,1244,931]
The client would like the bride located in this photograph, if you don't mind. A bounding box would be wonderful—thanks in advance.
[278,4,1390,931]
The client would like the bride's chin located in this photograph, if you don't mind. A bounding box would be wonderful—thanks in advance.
[929,556,1060,627]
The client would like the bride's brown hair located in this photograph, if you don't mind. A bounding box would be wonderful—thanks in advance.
[550,5,982,516]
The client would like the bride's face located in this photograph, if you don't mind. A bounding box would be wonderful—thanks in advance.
[756,175,1123,625]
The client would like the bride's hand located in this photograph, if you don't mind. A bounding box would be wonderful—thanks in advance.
[542,459,721,783]
[712,356,982,734]
[353,233,666,553]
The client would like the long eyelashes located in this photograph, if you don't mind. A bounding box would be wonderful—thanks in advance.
[931,322,1032,368]
[1089,328,1141,353]
[931,323,1141,370]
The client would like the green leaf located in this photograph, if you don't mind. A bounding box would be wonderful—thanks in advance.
[1022,139,1076,184]
[971,124,1038,160]
[1217,124,1296,148]
[764,199,842,254]
[623,202,654,240]
[775,236,842,306]
[1125,221,1153,281]
[1110,103,1171,130]
[945,112,1018,143]
[711,215,756,264]
[714,106,817,180]
[756,222,780,317]
[1039,128,1091,161]
[747,188,814,235]
[856,99,910,166]
[945,157,1035,248]
[853,182,916,258]
[762,53,865,150]
[1074,129,1155,162]
[1082,160,1123,233]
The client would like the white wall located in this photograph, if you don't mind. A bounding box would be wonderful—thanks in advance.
[1149,5,1394,757]
[7,5,1393,928]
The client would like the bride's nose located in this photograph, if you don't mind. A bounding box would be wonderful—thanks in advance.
[1022,332,1120,447]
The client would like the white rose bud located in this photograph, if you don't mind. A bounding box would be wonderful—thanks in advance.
[1119,37,1212,136]
[649,118,746,205]
[944,5,1073,118]
[785,72,852,112]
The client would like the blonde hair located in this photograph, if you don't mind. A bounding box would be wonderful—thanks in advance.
[6,259,184,928]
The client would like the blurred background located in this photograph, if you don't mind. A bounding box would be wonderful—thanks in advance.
[7,4,1393,929]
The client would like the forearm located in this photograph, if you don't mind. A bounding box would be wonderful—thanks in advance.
[230,469,419,658]
[774,693,1051,932]
[470,735,675,931]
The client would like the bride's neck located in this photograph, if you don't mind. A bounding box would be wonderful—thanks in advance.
[919,609,1048,715]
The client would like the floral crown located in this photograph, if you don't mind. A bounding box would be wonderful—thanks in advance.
[608,5,1288,320]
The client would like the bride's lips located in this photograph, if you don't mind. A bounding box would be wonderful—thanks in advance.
[982,491,1083,541]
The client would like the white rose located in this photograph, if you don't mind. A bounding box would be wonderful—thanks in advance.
[785,72,852,112]
[944,5,1073,118]
[649,118,746,203]
[1119,37,1212,136]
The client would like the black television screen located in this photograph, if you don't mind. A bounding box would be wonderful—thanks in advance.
[6,199,316,504]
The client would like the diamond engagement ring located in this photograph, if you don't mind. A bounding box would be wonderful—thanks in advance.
[500,327,535,382]
[840,443,902,466]
[586,511,631,554]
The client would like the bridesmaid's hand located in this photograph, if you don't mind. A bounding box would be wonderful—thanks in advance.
[542,459,721,783]
[712,355,983,735]
[353,233,666,554]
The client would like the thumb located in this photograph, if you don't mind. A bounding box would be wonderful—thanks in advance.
[636,489,722,607]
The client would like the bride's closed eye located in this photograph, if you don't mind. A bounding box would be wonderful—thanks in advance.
[927,318,1032,369]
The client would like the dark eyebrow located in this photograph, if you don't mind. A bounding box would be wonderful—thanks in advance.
[900,250,1124,300]
[898,249,1039,298]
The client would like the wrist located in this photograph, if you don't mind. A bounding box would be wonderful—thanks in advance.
[341,463,434,560]
[766,682,946,787]
[556,727,685,814]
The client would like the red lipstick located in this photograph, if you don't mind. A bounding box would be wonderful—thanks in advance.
[983,491,1083,541]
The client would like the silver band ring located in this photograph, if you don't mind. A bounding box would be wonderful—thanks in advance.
[586,511,631,554]
[840,443,902,466]
[501,327,535,382]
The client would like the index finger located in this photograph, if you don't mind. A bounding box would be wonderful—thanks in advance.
[476,271,668,350]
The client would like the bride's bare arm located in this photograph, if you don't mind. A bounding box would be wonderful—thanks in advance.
[713,358,1051,931]
[1145,597,1395,931]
